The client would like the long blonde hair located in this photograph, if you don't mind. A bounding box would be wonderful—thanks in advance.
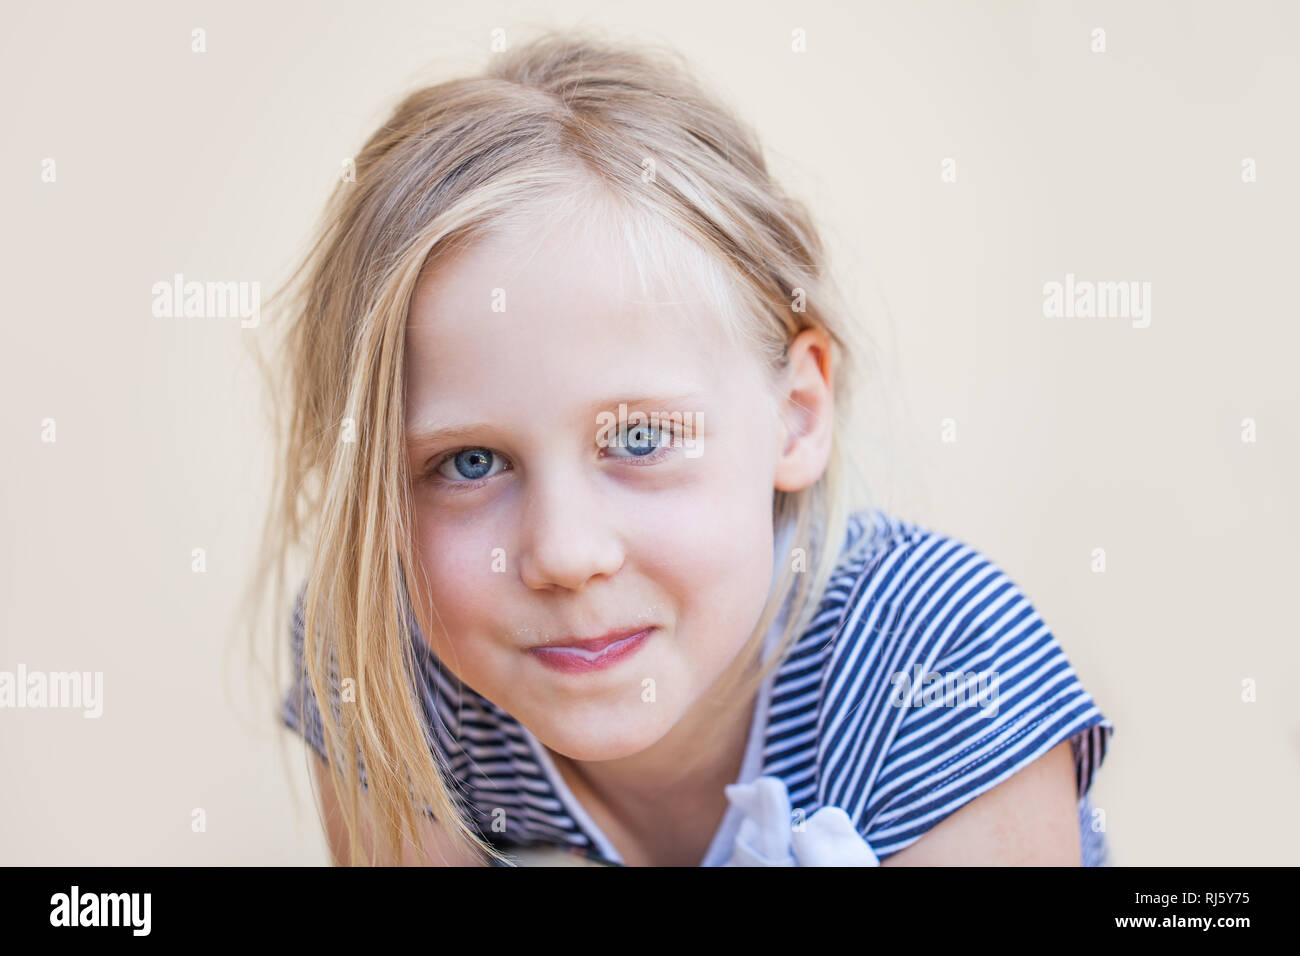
[247,27,879,866]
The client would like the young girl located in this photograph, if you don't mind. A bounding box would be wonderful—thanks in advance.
[265,29,1114,867]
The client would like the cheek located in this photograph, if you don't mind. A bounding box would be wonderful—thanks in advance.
[644,480,775,635]
[412,515,498,642]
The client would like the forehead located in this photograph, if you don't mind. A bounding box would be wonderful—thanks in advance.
[403,213,751,421]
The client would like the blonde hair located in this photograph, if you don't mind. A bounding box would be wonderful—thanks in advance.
[248,27,879,866]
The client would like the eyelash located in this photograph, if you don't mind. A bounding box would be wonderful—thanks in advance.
[421,424,686,492]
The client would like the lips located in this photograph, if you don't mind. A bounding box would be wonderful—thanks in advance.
[528,626,655,674]
[539,626,651,653]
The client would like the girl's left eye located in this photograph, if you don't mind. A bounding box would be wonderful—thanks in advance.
[603,422,680,460]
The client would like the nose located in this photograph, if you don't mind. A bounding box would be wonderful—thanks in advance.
[516,472,625,592]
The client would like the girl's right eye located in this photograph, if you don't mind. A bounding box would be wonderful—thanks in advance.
[432,447,510,485]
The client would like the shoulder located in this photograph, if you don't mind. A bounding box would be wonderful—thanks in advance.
[278,583,471,790]
[279,585,334,764]
[826,510,1051,673]
[809,509,1115,862]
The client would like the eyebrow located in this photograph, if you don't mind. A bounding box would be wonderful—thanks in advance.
[405,392,708,448]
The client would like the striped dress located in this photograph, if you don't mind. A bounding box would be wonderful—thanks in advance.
[282,508,1115,866]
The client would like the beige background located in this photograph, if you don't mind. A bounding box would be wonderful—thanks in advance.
[2,0,1297,865]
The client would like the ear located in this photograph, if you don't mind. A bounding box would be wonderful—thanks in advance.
[773,328,835,493]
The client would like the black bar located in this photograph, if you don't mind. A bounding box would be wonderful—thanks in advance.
[1,865,1285,941]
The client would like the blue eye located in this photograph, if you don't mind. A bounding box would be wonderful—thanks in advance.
[606,422,676,458]
[435,447,506,482]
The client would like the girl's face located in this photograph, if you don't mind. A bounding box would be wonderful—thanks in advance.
[402,214,789,763]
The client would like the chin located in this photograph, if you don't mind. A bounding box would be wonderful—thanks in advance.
[531,705,676,763]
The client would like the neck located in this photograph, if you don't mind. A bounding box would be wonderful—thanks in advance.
[549,638,765,854]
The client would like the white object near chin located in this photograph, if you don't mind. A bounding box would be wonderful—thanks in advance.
[722,776,879,867]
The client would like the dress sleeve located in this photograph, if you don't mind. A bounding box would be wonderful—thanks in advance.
[850,533,1114,861]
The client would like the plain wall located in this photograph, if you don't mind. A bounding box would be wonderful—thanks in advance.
[2,0,1297,864]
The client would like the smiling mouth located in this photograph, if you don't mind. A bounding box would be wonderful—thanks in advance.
[528,628,655,674]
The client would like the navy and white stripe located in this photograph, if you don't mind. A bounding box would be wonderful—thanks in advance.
[282,508,1115,865]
